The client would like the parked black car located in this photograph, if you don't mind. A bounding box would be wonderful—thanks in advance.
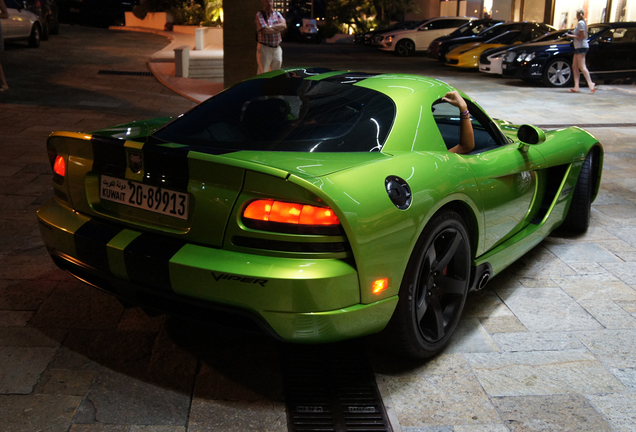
[24,0,59,39]
[501,22,636,87]
[432,21,555,61]
[58,0,136,27]
[354,20,420,45]
[427,18,502,59]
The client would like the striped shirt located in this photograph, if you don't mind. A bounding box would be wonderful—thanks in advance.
[256,10,285,47]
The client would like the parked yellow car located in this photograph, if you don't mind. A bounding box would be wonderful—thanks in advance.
[445,28,551,68]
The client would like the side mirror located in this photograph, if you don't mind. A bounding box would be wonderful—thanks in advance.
[518,124,546,147]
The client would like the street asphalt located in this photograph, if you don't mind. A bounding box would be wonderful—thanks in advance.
[1,24,636,432]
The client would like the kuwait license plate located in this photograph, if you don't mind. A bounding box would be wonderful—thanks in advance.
[100,175,189,220]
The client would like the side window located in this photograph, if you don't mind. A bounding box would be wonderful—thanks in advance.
[432,100,508,154]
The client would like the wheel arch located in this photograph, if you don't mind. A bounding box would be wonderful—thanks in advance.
[589,143,603,203]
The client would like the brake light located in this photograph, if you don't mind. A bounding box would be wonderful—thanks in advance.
[53,155,65,177]
[244,200,340,225]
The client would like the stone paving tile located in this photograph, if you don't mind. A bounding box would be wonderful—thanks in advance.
[187,399,287,432]
[495,287,604,332]
[74,370,190,426]
[479,316,528,334]
[0,346,57,394]
[491,332,584,352]
[0,394,83,432]
[35,368,97,396]
[610,367,636,391]
[466,351,624,397]
[491,394,614,432]
[578,298,636,329]
[443,318,499,354]
[0,310,34,326]
[381,372,501,428]
[575,329,636,368]
[543,242,622,263]
[587,393,636,432]
[454,425,510,432]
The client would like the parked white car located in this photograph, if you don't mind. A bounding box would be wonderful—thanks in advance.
[4,0,42,48]
[377,16,474,56]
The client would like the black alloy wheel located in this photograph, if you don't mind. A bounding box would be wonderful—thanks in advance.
[384,210,471,359]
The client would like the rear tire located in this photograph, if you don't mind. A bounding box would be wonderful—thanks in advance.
[561,151,595,232]
[382,210,471,360]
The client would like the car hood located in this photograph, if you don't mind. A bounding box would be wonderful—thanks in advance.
[508,39,570,53]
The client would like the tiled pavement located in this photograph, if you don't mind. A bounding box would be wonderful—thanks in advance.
[1,25,636,432]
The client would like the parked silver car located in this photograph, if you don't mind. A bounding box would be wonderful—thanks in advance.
[4,0,42,47]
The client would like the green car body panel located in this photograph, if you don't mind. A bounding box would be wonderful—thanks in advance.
[37,69,603,344]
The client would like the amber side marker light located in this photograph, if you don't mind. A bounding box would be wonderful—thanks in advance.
[244,200,340,225]
[372,278,389,294]
[53,155,66,177]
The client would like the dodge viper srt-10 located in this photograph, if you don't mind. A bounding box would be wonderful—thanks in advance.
[38,68,603,359]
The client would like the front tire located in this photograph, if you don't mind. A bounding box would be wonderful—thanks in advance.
[395,39,415,57]
[28,24,41,48]
[384,210,471,359]
[543,58,573,87]
[561,151,595,232]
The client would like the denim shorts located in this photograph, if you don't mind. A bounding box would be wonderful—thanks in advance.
[574,48,589,54]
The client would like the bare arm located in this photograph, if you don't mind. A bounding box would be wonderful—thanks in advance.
[258,12,286,34]
[443,91,475,154]
[0,0,9,20]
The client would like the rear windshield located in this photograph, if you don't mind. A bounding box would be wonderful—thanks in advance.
[152,77,396,153]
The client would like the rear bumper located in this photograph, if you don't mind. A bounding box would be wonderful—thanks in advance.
[37,199,397,343]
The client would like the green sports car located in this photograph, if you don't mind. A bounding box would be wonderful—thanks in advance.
[38,68,603,359]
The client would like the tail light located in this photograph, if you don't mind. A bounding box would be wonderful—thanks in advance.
[47,148,65,184]
[242,199,342,235]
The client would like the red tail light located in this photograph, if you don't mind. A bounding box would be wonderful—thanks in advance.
[244,200,340,225]
[53,155,66,177]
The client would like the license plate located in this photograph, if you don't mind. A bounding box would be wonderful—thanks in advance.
[100,175,189,220]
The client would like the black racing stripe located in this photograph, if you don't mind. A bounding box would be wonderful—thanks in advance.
[92,135,127,179]
[283,68,333,78]
[123,233,186,292]
[320,72,381,84]
[74,219,123,274]
[143,145,190,190]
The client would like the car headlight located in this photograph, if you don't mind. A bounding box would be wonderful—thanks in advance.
[516,52,535,62]
[502,52,516,63]
[385,35,395,42]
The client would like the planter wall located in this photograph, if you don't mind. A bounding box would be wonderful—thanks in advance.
[125,11,173,30]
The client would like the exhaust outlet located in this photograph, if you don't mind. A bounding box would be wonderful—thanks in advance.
[477,271,490,290]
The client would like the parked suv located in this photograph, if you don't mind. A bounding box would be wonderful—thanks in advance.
[376,16,474,57]
[3,0,42,47]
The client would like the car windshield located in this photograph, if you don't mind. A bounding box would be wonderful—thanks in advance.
[454,20,497,36]
[479,23,509,38]
[151,76,396,153]
[589,25,610,39]
[486,30,521,44]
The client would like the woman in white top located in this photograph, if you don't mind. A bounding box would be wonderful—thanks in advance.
[565,9,597,93]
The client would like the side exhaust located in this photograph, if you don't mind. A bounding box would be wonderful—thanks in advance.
[470,263,493,292]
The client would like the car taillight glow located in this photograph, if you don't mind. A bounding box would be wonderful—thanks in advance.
[244,200,340,225]
[372,278,389,294]
[53,155,66,177]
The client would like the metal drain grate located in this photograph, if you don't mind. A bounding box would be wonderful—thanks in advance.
[98,70,153,77]
[283,342,392,432]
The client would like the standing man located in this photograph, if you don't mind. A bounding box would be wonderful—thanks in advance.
[255,0,286,75]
